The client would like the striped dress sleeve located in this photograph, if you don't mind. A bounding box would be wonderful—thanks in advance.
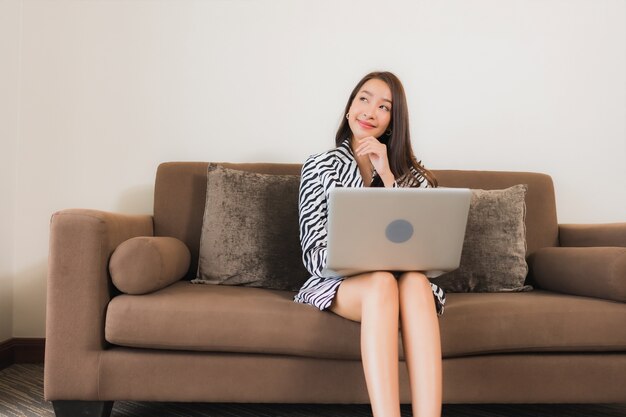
[298,155,330,278]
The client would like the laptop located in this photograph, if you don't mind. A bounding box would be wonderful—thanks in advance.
[324,187,471,279]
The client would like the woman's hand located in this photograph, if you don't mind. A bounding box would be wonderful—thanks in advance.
[355,136,395,186]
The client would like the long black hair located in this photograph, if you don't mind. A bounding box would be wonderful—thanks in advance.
[335,71,438,187]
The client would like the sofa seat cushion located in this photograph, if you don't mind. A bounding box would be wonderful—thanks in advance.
[105,281,363,360]
[442,290,626,357]
[105,281,626,360]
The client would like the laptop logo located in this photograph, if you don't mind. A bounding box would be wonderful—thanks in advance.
[385,219,414,243]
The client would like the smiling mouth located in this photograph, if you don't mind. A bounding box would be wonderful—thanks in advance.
[357,120,376,129]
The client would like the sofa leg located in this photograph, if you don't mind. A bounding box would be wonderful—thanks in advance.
[51,400,114,417]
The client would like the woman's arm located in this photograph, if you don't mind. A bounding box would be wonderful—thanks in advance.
[298,156,332,277]
[354,136,396,188]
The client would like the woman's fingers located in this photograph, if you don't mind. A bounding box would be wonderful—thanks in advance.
[357,144,385,158]
[356,137,385,156]
[355,136,392,176]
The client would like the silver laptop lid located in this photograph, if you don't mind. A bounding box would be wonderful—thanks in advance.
[325,187,471,279]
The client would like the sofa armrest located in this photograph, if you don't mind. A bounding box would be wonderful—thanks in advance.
[45,209,153,400]
[559,223,626,247]
[529,246,626,302]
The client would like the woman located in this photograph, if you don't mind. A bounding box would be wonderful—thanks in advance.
[294,71,445,417]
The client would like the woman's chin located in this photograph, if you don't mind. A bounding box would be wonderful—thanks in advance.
[351,132,374,141]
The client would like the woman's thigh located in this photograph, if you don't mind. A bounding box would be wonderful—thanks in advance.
[328,271,396,323]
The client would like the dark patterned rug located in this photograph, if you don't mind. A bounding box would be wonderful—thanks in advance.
[1,364,625,417]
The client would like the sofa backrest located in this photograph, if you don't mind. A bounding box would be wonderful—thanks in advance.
[153,162,558,280]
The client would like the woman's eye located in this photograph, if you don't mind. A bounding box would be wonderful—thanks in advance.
[380,105,390,112]
[359,97,368,102]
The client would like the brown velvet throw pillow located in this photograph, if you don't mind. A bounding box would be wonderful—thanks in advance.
[433,184,532,292]
[193,164,310,291]
[110,236,190,295]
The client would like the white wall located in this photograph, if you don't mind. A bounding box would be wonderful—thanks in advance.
[5,0,626,338]
[0,0,20,343]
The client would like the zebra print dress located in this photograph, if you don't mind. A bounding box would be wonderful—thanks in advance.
[293,139,446,316]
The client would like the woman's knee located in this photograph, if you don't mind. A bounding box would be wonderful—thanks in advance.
[329,271,399,321]
[328,273,374,320]
[363,271,399,305]
[398,271,432,297]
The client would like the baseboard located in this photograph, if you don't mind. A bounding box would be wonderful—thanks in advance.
[0,338,45,371]
[0,339,12,370]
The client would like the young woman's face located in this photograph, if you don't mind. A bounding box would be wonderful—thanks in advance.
[347,78,393,141]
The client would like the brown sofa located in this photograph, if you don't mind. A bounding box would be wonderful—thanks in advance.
[44,162,626,417]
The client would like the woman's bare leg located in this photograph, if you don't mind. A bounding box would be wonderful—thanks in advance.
[328,271,401,417]
[398,272,442,417]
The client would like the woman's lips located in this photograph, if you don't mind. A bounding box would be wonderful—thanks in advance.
[357,120,375,129]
